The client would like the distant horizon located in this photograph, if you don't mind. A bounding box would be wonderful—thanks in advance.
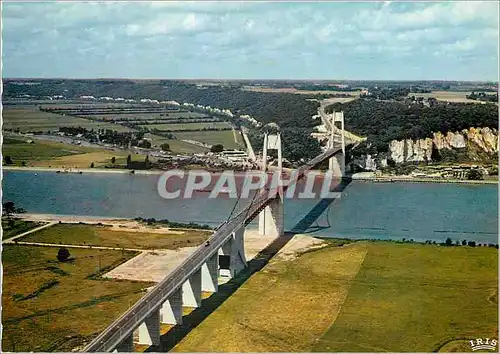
[3,77,498,84]
[2,1,499,81]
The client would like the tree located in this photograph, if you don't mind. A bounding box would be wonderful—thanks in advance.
[90,162,95,168]
[160,143,170,151]
[111,156,116,164]
[2,201,16,217]
[445,237,453,246]
[211,144,224,153]
[138,140,152,148]
[467,240,476,247]
[467,169,483,180]
[462,240,467,246]
[57,247,71,262]
[4,155,13,165]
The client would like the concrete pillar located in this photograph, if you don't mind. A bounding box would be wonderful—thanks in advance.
[114,333,134,352]
[258,196,284,237]
[201,253,219,292]
[137,309,161,346]
[259,131,284,237]
[328,111,345,177]
[160,288,183,325]
[262,133,268,171]
[276,133,282,173]
[182,268,202,308]
[219,226,247,278]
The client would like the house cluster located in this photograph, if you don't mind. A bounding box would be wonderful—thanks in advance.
[411,165,492,180]
[155,152,258,171]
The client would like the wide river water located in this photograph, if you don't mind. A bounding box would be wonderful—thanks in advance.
[2,170,498,243]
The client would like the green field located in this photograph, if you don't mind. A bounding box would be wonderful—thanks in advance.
[90,111,208,122]
[144,133,208,154]
[313,242,498,353]
[2,107,133,133]
[2,137,128,168]
[141,122,231,131]
[2,138,93,164]
[174,130,244,149]
[173,240,498,353]
[17,223,212,250]
[2,218,42,239]
[1,245,151,352]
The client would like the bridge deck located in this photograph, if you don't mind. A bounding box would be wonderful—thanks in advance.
[83,145,343,352]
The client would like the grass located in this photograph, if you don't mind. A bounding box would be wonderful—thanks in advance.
[172,240,497,353]
[2,218,42,239]
[90,111,207,121]
[409,91,485,103]
[312,242,498,352]
[172,242,368,352]
[2,137,128,168]
[2,107,133,133]
[141,122,231,131]
[1,245,152,352]
[174,130,244,150]
[31,151,130,168]
[144,133,209,154]
[17,223,212,250]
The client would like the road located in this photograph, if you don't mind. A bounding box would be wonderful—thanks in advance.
[2,221,57,244]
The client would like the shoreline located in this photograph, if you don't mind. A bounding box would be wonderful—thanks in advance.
[4,166,498,185]
[352,175,498,185]
[2,166,164,175]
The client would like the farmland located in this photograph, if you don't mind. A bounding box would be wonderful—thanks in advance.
[1,219,43,239]
[1,245,151,352]
[140,122,231,131]
[2,107,133,133]
[2,137,128,168]
[17,223,212,250]
[409,91,480,103]
[174,130,244,149]
[173,240,498,353]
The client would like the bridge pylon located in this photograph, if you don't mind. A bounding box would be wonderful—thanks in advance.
[328,111,346,177]
[259,132,284,237]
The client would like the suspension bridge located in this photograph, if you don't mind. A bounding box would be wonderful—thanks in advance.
[83,111,352,352]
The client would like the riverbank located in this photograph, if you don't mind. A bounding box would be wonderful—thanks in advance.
[351,172,498,185]
[2,166,164,175]
[4,166,498,184]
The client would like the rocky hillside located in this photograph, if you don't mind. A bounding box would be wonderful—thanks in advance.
[352,127,498,171]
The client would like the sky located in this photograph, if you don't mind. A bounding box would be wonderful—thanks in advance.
[2,1,499,81]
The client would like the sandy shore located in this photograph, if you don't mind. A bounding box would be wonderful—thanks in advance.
[103,229,327,283]
[16,213,208,233]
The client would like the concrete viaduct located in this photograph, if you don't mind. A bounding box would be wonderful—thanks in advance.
[83,112,350,352]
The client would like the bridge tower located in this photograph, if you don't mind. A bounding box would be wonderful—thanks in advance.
[328,111,346,177]
[259,132,284,237]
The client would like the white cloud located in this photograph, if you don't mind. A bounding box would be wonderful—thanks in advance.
[2,1,498,80]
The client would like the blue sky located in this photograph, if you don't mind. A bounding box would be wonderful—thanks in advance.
[2,1,499,80]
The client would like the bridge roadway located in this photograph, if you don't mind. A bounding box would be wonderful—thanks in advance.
[83,144,343,352]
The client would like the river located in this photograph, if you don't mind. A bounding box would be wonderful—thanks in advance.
[2,170,498,244]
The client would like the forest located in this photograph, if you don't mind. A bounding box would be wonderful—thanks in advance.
[325,99,498,154]
[3,80,319,129]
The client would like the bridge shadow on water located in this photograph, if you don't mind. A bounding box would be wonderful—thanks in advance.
[148,177,353,352]
[290,177,352,235]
